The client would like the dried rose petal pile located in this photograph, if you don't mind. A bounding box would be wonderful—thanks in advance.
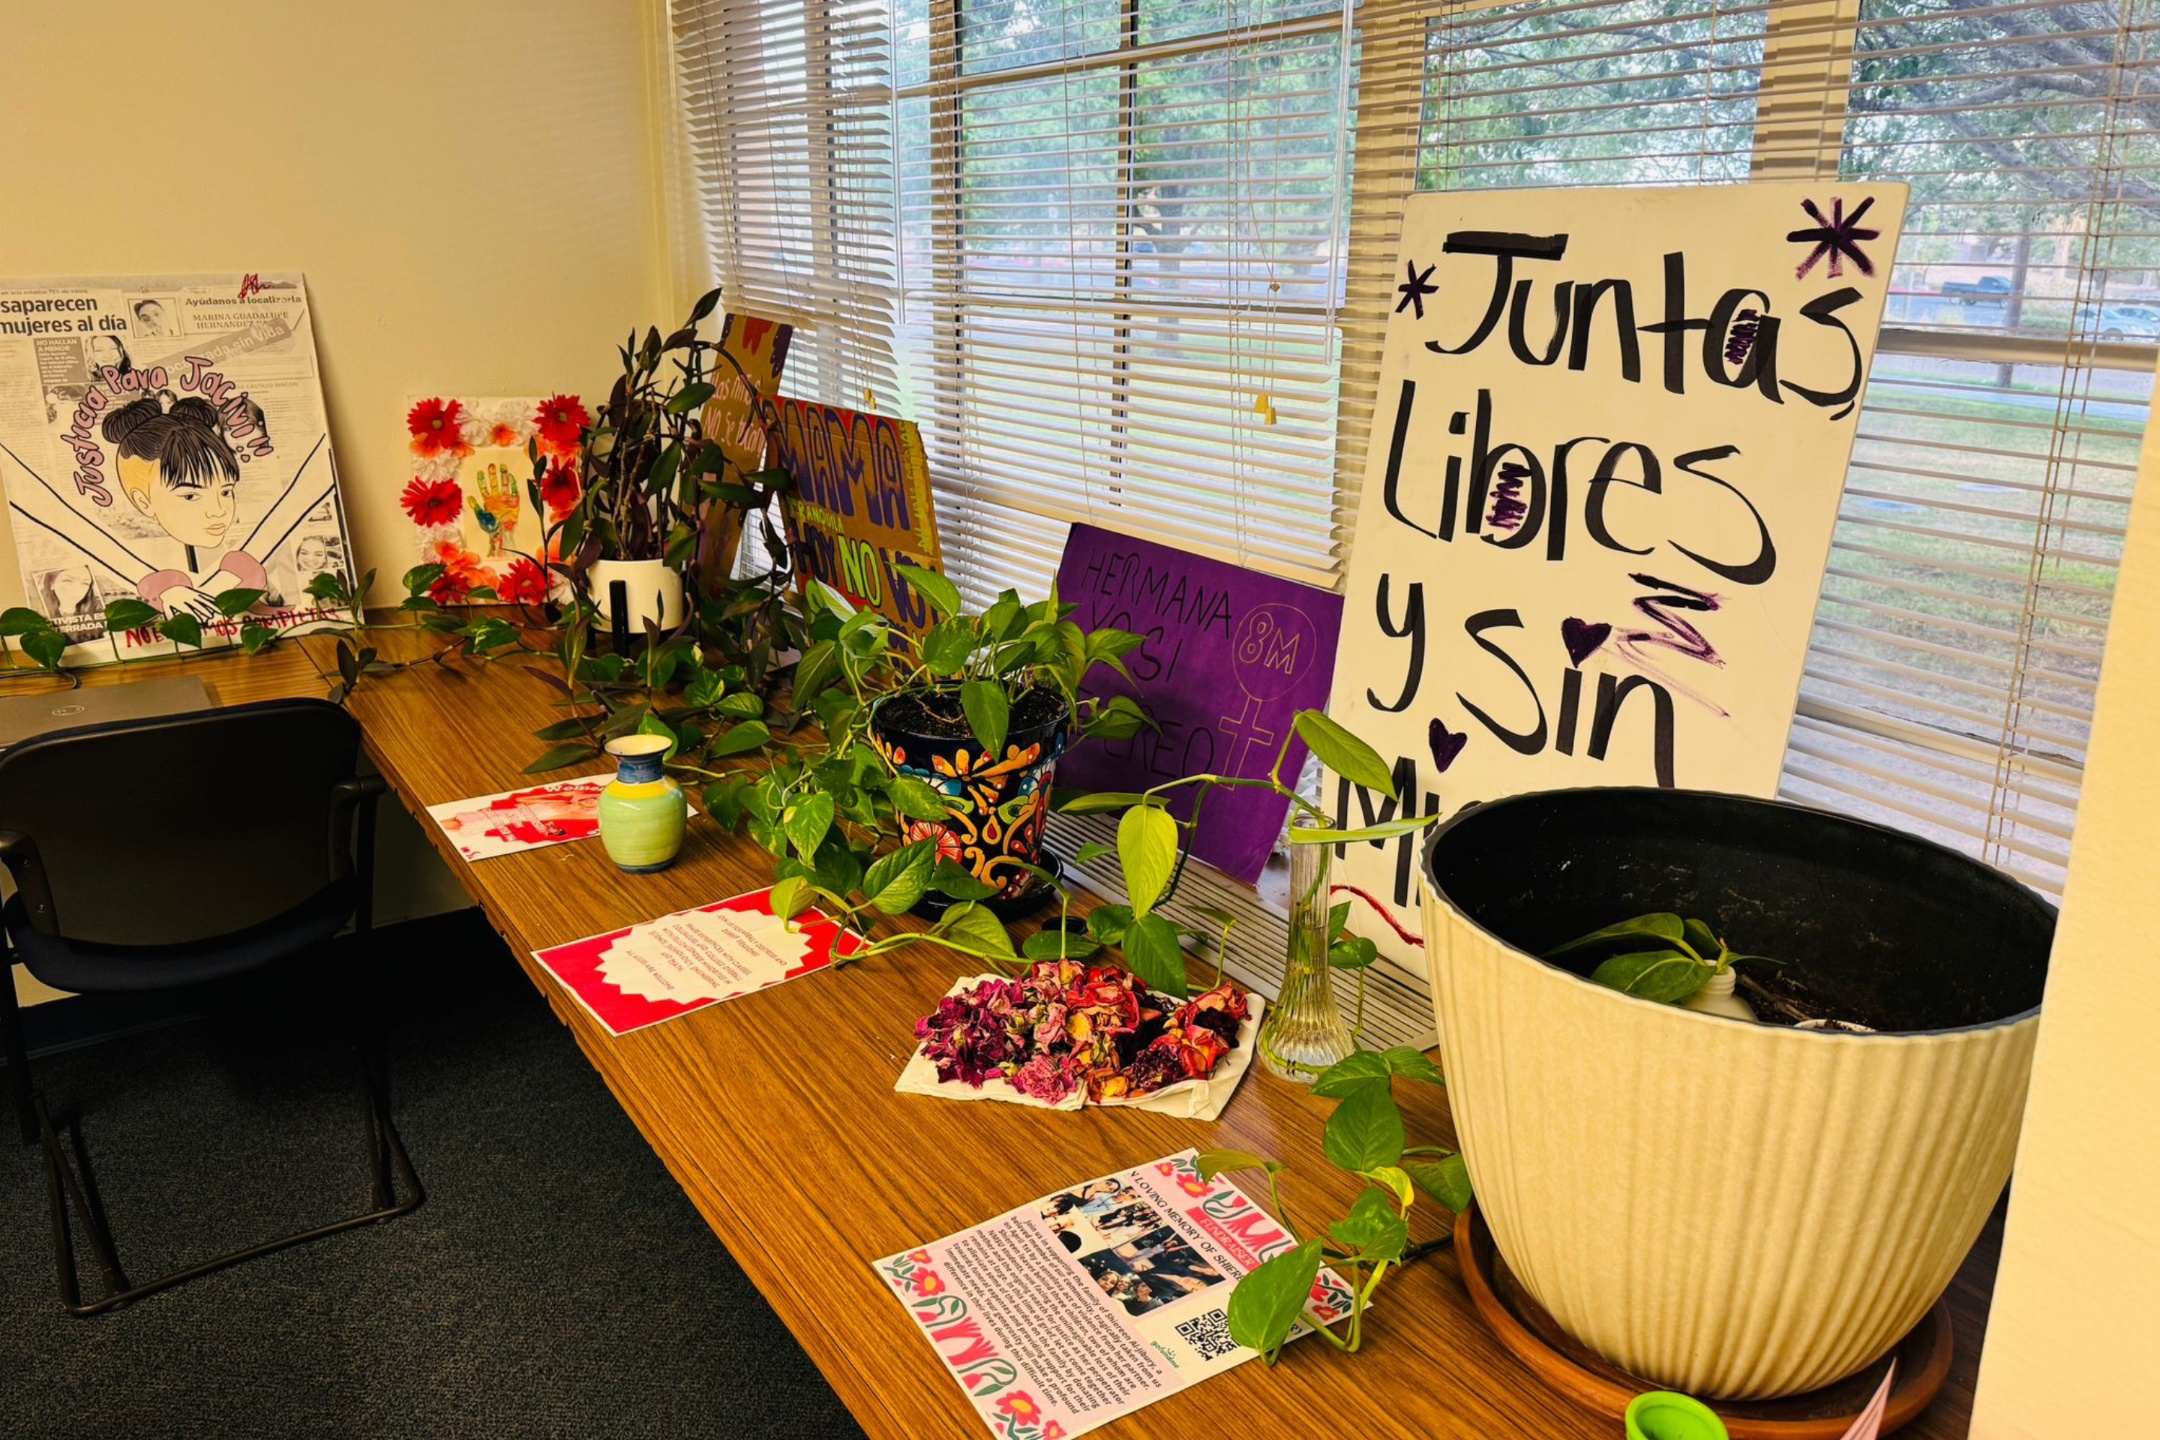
[914,959,1250,1105]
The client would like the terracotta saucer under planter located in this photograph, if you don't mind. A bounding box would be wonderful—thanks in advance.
[1455,1203,1953,1439]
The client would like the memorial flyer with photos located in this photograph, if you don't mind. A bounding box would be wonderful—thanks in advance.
[877,1150,1354,1440]
[0,272,356,662]
[532,887,860,1037]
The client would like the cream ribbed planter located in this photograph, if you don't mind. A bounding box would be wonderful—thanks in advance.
[1420,788,2051,1401]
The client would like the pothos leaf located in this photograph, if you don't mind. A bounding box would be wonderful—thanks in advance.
[1590,949,1712,1004]
[1311,1051,1391,1098]
[782,792,836,860]
[1403,1153,1474,1215]
[1322,1080,1406,1172]
[938,900,1017,958]
[1195,1149,1281,1179]
[889,775,951,823]
[213,588,266,618]
[1226,1240,1324,1363]
[1021,928,1100,961]
[931,858,999,902]
[1328,1187,1409,1263]
[20,628,66,670]
[1120,912,1187,999]
[862,838,938,914]
[1548,913,1685,956]
[1116,803,1180,918]
[959,679,1009,759]
[1294,710,1396,798]
[770,875,813,920]
[103,598,159,633]
[157,612,203,649]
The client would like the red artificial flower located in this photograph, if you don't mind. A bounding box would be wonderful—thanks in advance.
[498,556,549,606]
[540,460,582,518]
[487,420,519,447]
[400,476,465,528]
[425,542,492,605]
[534,394,588,455]
[406,397,470,458]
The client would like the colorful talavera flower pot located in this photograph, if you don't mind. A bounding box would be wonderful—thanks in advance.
[598,734,688,873]
[870,687,1070,903]
[1421,787,2052,1400]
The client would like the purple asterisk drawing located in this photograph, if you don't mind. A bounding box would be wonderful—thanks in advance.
[1787,196,1880,281]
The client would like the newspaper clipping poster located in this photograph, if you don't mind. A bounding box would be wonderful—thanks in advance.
[876,1150,1353,1439]
[0,272,355,662]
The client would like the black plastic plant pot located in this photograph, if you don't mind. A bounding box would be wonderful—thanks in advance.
[1417,787,2054,1400]
[869,686,1070,911]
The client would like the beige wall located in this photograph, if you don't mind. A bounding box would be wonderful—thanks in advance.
[0,0,675,610]
[1970,382,2160,1434]
[0,1,678,997]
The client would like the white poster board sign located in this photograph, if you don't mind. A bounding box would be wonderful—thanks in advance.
[0,272,354,662]
[1326,182,1907,974]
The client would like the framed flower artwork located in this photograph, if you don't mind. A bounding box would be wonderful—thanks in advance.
[401,394,587,604]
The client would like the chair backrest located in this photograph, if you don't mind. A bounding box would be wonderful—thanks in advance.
[0,697,363,947]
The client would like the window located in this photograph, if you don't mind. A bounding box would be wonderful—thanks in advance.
[894,0,1360,599]
[672,0,2158,922]
[1341,0,2159,896]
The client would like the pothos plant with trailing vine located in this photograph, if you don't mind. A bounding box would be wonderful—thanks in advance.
[735,575,1164,975]
[1197,1049,1472,1362]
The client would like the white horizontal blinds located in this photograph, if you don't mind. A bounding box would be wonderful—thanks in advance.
[672,0,901,409]
[898,0,1355,595]
[1781,0,2159,892]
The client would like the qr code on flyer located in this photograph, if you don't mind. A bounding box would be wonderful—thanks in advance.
[1174,1309,1239,1361]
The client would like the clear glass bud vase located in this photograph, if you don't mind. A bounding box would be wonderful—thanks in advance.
[1260,813,1356,1083]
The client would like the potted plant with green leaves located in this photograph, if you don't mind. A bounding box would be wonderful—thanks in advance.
[1420,786,2054,1400]
[556,288,791,645]
[720,576,1152,919]
[714,580,1429,1008]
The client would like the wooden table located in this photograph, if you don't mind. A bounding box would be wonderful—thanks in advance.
[0,641,330,707]
[291,628,1996,1439]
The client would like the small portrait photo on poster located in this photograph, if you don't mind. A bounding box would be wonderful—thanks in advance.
[131,296,179,338]
[31,565,107,642]
[1077,1225,1228,1317]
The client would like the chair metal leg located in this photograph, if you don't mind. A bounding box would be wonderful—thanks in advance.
[38,1043,424,1318]
[2,956,35,1145]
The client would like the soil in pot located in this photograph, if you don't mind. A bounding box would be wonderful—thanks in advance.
[1430,788,2052,1035]
[876,685,1068,745]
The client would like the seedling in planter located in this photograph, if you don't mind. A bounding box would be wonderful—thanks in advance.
[1547,912,1781,1004]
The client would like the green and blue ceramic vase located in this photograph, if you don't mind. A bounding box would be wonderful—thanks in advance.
[598,734,687,873]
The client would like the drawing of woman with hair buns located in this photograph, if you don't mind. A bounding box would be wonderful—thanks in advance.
[100,395,272,621]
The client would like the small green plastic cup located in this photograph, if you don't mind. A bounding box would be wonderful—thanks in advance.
[1625,1391,1730,1440]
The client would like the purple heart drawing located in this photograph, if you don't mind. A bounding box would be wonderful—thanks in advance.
[1561,617,1612,667]
[1428,718,1468,774]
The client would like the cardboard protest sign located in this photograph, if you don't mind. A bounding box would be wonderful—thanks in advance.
[763,395,945,640]
[1326,183,1906,972]
[701,313,793,472]
[1055,523,1344,882]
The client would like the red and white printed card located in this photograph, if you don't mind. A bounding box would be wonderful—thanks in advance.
[427,777,694,863]
[533,888,860,1037]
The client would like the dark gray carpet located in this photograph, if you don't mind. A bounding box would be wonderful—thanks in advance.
[0,912,867,1440]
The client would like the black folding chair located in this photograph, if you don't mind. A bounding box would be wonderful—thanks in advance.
[0,697,423,1315]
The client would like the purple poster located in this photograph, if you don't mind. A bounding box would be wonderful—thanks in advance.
[1056,524,1345,884]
